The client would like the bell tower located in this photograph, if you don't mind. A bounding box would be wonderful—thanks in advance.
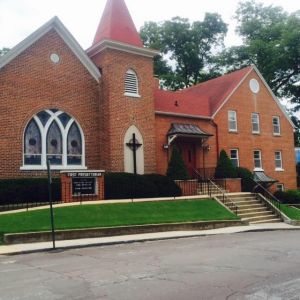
[87,0,158,174]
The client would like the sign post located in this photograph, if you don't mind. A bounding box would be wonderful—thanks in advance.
[47,159,56,250]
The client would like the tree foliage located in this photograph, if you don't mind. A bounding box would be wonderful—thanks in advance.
[140,15,227,90]
[0,47,10,56]
[166,146,189,180]
[217,1,300,107]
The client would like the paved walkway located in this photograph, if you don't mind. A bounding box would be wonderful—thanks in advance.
[1,222,299,256]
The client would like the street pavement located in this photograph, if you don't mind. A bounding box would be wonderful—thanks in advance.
[1,230,300,299]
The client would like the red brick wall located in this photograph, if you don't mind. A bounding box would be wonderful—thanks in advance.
[214,69,297,190]
[91,49,157,173]
[155,114,217,176]
[0,29,101,178]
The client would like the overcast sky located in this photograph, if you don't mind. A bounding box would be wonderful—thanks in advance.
[0,0,298,51]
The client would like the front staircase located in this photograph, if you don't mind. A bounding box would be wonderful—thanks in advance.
[228,193,282,224]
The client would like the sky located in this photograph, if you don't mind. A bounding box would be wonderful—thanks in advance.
[0,0,298,51]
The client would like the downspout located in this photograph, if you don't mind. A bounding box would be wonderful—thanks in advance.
[211,120,220,161]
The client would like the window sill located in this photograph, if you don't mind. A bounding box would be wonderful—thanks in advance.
[273,134,281,137]
[228,130,238,134]
[252,132,260,135]
[20,165,88,171]
[254,168,264,172]
[124,92,141,98]
[275,168,284,172]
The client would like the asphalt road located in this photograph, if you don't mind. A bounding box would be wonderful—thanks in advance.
[1,230,300,300]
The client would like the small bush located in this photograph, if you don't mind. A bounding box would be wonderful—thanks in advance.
[105,172,182,200]
[0,178,61,205]
[166,146,189,180]
[143,174,181,197]
[236,167,255,192]
[274,190,300,204]
[215,150,238,179]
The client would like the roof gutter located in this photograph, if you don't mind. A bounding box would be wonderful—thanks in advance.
[155,111,212,120]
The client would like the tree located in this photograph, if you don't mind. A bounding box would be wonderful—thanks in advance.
[0,47,10,56]
[140,15,227,90]
[217,1,300,107]
[214,150,238,179]
[166,146,189,180]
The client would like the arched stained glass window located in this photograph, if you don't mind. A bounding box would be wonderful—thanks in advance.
[47,121,62,165]
[67,122,82,165]
[24,119,42,165]
[23,109,85,169]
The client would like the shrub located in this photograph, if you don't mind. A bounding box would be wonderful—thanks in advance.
[166,146,189,180]
[0,178,61,205]
[236,167,255,192]
[274,190,300,204]
[143,174,181,197]
[105,172,182,199]
[215,150,238,179]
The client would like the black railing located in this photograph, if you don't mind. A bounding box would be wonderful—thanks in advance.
[251,179,282,217]
[208,179,238,215]
[195,168,216,180]
[0,199,62,212]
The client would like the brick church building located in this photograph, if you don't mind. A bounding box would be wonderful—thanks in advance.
[0,0,297,191]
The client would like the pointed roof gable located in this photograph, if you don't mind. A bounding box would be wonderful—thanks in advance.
[155,65,294,128]
[92,0,143,47]
[0,17,101,82]
[155,66,252,118]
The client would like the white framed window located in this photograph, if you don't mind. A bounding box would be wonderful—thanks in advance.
[275,151,283,170]
[228,110,237,132]
[22,109,86,170]
[273,116,281,135]
[252,113,260,134]
[230,149,239,167]
[276,183,284,191]
[124,69,140,98]
[253,150,262,170]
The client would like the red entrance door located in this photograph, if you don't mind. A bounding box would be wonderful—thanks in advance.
[176,143,196,177]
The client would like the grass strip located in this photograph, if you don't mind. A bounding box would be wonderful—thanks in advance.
[0,199,239,244]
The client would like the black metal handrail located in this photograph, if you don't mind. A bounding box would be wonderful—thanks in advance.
[250,178,282,216]
[208,179,238,215]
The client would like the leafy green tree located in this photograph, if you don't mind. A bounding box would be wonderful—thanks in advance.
[140,15,227,90]
[217,1,300,107]
[0,47,10,56]
[166,146,189,180]
[215,150,238,179]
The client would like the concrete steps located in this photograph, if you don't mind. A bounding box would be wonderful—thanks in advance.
[229,193,281,224]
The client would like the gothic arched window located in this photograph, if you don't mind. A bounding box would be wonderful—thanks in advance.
[22,109,85,170]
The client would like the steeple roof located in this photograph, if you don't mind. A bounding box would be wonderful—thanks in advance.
[92,0,143,47]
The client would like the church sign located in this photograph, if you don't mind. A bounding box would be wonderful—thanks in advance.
[60,170,105,202]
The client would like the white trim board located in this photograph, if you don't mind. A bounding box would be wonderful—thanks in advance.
[0,16,101,82]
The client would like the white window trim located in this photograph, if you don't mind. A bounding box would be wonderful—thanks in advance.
[230,149,239,167]
[228,110,238,132]
[124,69,140,98]
[273,116,281,136]
[21,109,86,170]
[275,151,284,171]
[276,183,285,191]
[251,113,260,134]
[253,150,263,171]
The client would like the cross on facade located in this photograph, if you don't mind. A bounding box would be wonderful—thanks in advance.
[126,133,142,174]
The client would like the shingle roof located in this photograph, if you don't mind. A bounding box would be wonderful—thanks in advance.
[92,0,143,47]
[155,66,253,118]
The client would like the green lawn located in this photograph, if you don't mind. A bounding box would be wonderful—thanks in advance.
[0,199,239,244]
[281,205,300,220]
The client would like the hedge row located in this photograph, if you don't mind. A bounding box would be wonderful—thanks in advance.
[274,190,300,204]
[0,178,61,205]
[105,173,182,199]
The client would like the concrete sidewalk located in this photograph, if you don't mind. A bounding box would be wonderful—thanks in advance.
[1,222,300,256]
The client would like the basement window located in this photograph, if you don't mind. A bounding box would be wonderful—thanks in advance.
[124,69,140,98]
